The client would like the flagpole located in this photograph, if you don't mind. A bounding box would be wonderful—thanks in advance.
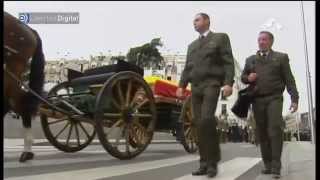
[300,1,315,144]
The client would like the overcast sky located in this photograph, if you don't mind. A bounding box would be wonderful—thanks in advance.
[4,1,315,114]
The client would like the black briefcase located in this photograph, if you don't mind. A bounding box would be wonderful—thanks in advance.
[231,86,255,118]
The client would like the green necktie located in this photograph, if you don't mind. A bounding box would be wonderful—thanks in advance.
[199,35,205,47]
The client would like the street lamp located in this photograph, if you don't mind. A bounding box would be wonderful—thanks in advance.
[300,1,315,144]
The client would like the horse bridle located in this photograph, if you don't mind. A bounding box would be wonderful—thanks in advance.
[4,45,19,55]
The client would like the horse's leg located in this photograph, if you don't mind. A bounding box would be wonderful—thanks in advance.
[19,114,34,162]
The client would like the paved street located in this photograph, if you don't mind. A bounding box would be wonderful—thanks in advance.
[4,139,263,180]
[4,114,263,180]
[4,114,315,180]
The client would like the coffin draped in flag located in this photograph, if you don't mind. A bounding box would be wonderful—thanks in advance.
[154,79,191,99]
[144,76,191,99]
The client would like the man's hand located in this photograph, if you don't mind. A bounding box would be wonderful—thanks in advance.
[290,102,298,113]
[248,73,258,83]
[176,87,185,99]
[222,85,233,97]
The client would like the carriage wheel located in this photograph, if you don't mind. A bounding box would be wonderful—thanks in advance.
[40,82,96,152]
[180,96,198,153]
[95,71,156,160]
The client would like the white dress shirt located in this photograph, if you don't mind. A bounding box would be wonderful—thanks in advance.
[199,29,211,38]
[259,50,270,57]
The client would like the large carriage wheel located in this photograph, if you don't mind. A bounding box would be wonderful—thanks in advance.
[95,71,156,160]
[180,96,198,153]
[40,82,96,152]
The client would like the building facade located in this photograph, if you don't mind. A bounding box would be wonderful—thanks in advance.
[284,112,300,132]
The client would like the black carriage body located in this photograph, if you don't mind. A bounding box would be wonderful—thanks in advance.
[64,60,144,114]
[154,102,181,131]
[68,60,143,86]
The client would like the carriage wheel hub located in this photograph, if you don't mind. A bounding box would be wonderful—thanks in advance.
[121,107,134,123]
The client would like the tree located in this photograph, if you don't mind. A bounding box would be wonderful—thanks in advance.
[127,38,165,69]
[110,55,126,64]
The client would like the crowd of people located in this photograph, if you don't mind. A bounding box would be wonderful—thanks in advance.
[216,122,301,145]
[217,123,256,145]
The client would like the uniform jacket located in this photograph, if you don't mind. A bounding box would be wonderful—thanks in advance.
[179,31,235,88]
[241,50,299,103]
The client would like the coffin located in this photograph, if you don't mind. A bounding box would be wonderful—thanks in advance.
[153,79,191,100]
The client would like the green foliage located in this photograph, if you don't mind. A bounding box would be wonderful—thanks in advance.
[127,38,165,69]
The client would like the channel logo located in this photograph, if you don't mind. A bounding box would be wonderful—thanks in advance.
[18,13,31,24]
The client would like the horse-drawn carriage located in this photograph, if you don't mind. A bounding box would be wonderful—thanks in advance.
[39,60,198,159]
[4,11,197,161]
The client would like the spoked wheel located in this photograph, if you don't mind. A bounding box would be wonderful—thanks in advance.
[95,71,157,160]
[180,96,198,153]
[40,82,96,152]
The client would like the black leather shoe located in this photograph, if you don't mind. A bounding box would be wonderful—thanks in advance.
[272,169,281,179]
[207,167,218,178]
[261,169,272,174]
[19,152,34,162]
[192,167,207,176]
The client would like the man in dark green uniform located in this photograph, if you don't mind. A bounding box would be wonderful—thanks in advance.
[241,31,299,179]
[176,13,235,178]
